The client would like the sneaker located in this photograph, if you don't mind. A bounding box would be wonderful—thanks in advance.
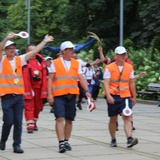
[13,147,24,154]
[65,142,72,151]
[34,125,38,131]
[59,143,66,153]
[50,108,54,113]
[0,141,6,150]
[132,126,136,130]
[27,128,33,134]
[77,102,82,110]
[127,138,138,148]
[111,138,117,147]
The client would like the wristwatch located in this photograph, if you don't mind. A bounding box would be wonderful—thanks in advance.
[43,39,47,43]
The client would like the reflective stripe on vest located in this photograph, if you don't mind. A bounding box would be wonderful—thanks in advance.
[0,84,24,88]
[106,62,133,98]
[110,79,129,83]
[0,75,23,78]
[52,84,78,91]
[0,56,24,94]
[110,86,129,91]
[53,75,78,82]
[52,58,79,96]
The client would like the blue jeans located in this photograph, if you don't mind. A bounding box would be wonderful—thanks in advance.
[88,83,93,95]
[1,94,24,149]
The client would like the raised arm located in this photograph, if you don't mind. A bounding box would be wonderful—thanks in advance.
[25,34,54,61]
[90,58,102,65]
[98,46,105,62]
[0,32,17,61]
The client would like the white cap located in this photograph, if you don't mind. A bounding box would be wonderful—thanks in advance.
[114,46,127,54]
[60,41,75,51]
[4,40,16,49]
[45,56,53,61]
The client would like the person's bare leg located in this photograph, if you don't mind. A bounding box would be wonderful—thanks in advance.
[56,118,65,141]
[122,114,138,147]
[56,118,67,153]
[64,119,72,150]
[109,115,118,147]
[122,115,132,138]
[109,115,118,138]
[64,119,72,140]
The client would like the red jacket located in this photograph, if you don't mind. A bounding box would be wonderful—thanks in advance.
[22,54,47,99]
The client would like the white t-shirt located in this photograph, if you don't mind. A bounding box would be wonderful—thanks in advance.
[103,66,134,79]
[49,57,82,74]
[77,59,87,74]
[77,59,87,67]
[84,67,95,80]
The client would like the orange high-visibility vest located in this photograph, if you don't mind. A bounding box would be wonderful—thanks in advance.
[52,58,79,96]
[0,56,24,94]
[105,62,133,98]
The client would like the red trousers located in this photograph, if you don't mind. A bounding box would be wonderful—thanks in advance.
[24,88,43,127]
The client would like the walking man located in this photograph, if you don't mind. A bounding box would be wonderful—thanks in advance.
[103,46,138,148]
[47,41,91,153]
[0,32,53,153]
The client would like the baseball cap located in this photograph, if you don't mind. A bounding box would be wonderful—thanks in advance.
[114,46,127,54]
[4,40,16,49]
[60,41,75,51]
[45,56,53,61]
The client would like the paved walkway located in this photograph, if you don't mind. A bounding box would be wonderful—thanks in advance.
[0,98,160,160]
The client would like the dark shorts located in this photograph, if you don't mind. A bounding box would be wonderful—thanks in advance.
[53,94,76,121]
[107,95,132,117]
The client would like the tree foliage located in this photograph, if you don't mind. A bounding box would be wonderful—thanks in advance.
[0,0,160,51]
[0,0,160,98]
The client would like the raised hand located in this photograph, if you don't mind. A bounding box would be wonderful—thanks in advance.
[44,34,54,43]
[7,32,18,39]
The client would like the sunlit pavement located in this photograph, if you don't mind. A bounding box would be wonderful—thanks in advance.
[0,98,160,160]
